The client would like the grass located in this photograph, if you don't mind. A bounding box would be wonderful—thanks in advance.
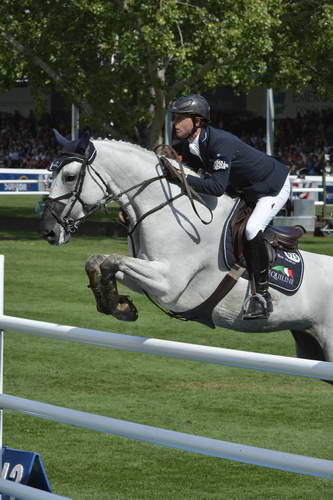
[1,197,333,499]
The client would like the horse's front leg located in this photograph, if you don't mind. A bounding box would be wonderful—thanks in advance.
[85,253,138,321]
[85,254,169,321]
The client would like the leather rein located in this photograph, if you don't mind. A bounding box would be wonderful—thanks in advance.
[46,144,213,235]
[47,144,239,326]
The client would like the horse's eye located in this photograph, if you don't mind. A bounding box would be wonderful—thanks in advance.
[65,175,76,183]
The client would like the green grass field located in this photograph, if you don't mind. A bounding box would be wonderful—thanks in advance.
[1,196,333,499]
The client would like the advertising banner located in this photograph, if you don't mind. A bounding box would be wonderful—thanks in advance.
[0,169,51,194]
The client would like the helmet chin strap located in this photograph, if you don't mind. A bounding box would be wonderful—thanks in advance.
[185,117,201,140]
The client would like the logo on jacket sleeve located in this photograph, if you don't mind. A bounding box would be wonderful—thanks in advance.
[213,159,229,171]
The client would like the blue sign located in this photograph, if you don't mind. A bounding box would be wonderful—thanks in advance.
[321,184,333,204]
[1,446,51,498]
[0,173,51,192]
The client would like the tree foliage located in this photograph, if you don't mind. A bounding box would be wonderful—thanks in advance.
[0,0,333,146]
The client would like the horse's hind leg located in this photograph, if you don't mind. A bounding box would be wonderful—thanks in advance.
[85,254,138,321]
[290,329,326,362]
[291,329,333,385]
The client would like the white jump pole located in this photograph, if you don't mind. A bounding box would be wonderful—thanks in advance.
[0,478,71,500]
[1,314,333,381]
[0,393,332,480]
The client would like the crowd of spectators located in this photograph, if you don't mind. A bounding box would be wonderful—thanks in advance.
[1,107,333,175]
[212,108,333,175]
[0,110,61,169]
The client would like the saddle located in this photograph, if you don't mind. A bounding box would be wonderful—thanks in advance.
[231,200,305,267]
[169,200,305,328]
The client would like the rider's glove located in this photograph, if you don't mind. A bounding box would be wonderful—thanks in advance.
[164,166,184,184]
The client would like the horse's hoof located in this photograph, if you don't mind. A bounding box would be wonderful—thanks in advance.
[113,296,138,321]
[87,271,138,320]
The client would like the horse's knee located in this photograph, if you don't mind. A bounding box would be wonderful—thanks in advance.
[100,255,121,282]
[85,254,108,273]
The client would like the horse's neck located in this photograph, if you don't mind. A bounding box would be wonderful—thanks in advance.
[96,140,159,209]
[94,139,235,230]
[96,140,186,227]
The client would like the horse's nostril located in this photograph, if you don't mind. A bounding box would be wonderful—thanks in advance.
[41,230,55,240]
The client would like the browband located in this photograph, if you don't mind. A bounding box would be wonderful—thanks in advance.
[48,142,97,172]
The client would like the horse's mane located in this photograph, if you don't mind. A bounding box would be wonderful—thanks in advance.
[93,137,152,155]
[93,137,199,177]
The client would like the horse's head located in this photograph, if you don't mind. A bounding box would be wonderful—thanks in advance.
[40,130,108,245]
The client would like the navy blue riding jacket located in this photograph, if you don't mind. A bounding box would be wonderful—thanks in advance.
[174,126,289,206]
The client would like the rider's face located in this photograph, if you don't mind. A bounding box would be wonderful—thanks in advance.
[173,114,198,140]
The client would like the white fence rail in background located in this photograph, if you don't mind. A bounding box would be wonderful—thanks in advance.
[0,255,333,493]
[289,174,333,206]
[0,169,49,175]
[0,169,333,205]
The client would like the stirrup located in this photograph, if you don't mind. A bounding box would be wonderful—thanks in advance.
[242,293,270,320]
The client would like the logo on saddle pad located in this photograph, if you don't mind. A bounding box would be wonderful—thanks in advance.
[271,265,294,279]
[270,265,295,287]
[284,252,301,263]
[268,249,304,294]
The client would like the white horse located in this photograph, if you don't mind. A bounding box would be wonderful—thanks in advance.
[40,132,333,367]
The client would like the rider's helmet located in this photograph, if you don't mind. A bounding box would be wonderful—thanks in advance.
[168,94,210,122]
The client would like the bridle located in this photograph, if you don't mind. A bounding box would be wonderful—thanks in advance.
[46,146,108,233]
[46,143,213,235]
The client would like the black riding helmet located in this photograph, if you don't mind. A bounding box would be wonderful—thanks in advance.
[168,94,210,122]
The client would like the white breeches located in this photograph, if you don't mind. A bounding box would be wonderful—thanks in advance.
[245,176,291,241]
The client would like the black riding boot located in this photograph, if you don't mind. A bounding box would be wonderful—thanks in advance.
[242,231,273,320]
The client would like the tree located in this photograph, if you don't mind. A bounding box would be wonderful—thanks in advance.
[0,0,333,147]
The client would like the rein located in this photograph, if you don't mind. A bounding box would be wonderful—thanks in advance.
[154,144,213,226]
[126,145,214,320]
[47,141,232,324]
[47,143,213,236]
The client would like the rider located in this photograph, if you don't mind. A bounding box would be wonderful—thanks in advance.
[168,93,291,320]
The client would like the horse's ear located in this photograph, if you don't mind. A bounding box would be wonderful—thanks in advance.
[53,129,71,146]
[77,131,91,156]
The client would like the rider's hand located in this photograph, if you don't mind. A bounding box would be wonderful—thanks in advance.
[164,166,183,184]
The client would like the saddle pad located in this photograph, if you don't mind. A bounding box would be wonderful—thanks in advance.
[268,248,304,295]
[222,199,304,296]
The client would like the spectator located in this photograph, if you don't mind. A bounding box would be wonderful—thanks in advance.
[0,110,62,169]
[211,108,333,175]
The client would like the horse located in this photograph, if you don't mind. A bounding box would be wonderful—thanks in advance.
[40,131,333,368]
